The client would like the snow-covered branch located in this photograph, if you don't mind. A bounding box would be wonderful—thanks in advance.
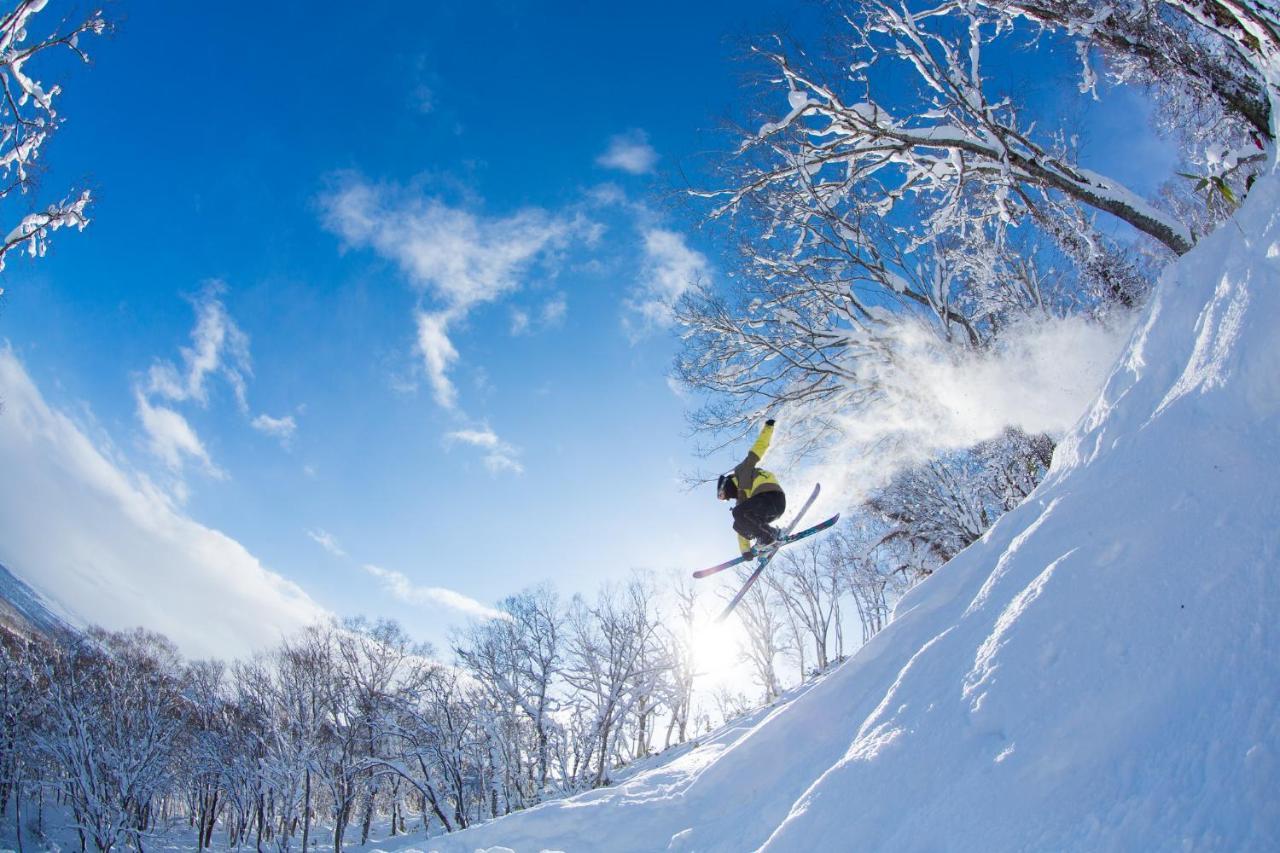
[0,1,107,280]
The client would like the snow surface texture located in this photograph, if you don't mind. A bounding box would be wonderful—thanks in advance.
[377,172,1280,853]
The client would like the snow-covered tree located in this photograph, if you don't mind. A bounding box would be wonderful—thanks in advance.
[866,429,1055,563]
[561,579,667,786]
[733,577,788,701]
[0,1,109,285]
[454,587,564,802]
[766,541,844,674]
[656,576,698,749]
[35,629,186,853]
[0,630,45,848]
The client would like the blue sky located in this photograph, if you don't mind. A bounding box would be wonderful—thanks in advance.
[0,0,837,657]
[0,0,1179,661]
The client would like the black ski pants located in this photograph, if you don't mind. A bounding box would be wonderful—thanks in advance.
[732,490,786,545]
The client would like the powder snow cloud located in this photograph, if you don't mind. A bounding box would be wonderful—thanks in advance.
[772,313,1139,509]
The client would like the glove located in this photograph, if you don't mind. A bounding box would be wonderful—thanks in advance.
[765,418,776,426]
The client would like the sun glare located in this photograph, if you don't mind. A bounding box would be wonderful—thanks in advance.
[691,610,744,680]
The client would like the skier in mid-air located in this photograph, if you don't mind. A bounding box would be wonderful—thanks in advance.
[717,419,787,557]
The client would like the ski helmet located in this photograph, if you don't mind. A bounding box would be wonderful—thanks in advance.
[716,474,737,500]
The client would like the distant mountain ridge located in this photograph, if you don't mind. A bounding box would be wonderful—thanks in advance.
[0,561,79,643]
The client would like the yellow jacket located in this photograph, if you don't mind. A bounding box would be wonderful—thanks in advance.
[731,422,783,553]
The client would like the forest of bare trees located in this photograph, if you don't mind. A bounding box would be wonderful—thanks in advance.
[0,561,891,852]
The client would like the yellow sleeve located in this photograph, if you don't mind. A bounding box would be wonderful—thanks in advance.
[739,533,753,556]
[748,422,774,462]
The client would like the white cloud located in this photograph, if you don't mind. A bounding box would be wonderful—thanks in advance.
[320,178,590,417]
[307,528,346,558]
[597,130,659,175]
[320,179,578,312]
[510,295,566,337]
[361,563,510,621]
[135,390,224,479]
[542,294,567,326]
[445,426,524,476]
[0,347,328,660]
[252,413,297,446]
[415,310,460,409]
[136,284,261,482]
[146,282,251,412]
[625,228,710,338]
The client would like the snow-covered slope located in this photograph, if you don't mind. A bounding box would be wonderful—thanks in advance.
[0,560,79,642]
[385,170,1280,852]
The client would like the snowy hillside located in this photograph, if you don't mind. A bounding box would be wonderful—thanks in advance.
[378,168,1280,851]
[0,561,79,643]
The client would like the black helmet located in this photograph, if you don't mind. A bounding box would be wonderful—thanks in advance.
[716,474,737,500]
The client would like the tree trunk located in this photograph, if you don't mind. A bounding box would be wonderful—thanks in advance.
[301,772,311,853]
[14,781,23,853]
[256,795,265,853]
[360,789,374,845]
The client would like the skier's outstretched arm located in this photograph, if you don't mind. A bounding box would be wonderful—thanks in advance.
[733,419,775,489]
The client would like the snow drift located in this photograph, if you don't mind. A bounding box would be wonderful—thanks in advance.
[382,169,1280,852]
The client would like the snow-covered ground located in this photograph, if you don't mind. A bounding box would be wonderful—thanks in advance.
[365,164,1280,852]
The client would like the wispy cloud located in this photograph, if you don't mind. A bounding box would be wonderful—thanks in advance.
[0,347,328,660]
[134,284,250,481]
[541,294,567,327]
[252,413,297,446]
[319,177,589,414]
[510,294,566,337]
[362,563,510,621]
[145,282,252,413]
[307,528,346,558]
[415,310,461,409]
[625,228,710,339]
[134,389,225,479]
[597,130,659,175]
[445,426,524,476]
[510,309,531,336]
[319,179,579,311]
[134,284,294,485]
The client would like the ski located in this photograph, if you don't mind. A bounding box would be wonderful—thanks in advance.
[692,551,754,580]
[692,514,842,579]
[713,484,835,622]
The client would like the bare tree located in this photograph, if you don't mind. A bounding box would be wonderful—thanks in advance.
[766,541,844,675]
[732,576,788,702]
[830,518,915,644]
[454,586,564,802]
[676,0,1196,446]
[658,576,698,749]
[562,578,667,787]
